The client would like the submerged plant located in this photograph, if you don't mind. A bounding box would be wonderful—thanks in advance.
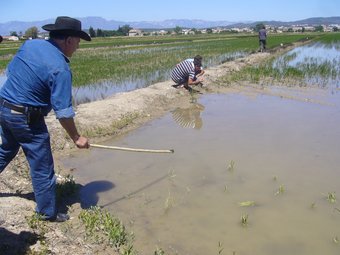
[227,160,235,172]
[240,214,249,226]
[326,192,336,204]
[164,191,175,213]
[238,201,255,207]
[275,185,285,196]
[218,241,224,254]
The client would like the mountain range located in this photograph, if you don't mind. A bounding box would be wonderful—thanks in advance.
[0,16,339,36]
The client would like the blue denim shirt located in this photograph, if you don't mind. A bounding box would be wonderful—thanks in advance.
[0,39,75,119]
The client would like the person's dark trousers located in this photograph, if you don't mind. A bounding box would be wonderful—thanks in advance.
[0,104,56,219]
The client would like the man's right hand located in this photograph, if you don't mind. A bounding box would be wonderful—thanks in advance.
[75,136,89,149]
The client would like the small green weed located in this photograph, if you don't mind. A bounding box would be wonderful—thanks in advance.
[79,206,136,254]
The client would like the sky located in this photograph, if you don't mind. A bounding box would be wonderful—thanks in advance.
[1,0,339,23]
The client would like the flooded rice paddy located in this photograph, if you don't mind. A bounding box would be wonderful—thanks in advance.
[63,86,340,255]
[72,51,247,105]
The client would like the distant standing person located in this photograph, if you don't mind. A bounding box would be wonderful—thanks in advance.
[0,16,91,222]
[171,55,204,91]
[259,25,267,52]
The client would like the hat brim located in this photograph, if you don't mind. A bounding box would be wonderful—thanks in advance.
[42,24,91,41]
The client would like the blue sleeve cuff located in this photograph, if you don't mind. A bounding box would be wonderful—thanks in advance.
[55,106,75,119]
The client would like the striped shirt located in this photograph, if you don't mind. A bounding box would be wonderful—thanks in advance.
[171,60,195,84]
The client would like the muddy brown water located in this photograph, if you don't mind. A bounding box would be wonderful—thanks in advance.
[62,87,340,255]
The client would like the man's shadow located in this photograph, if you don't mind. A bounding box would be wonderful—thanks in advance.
[0,227,39,255]
[58,180,115,213]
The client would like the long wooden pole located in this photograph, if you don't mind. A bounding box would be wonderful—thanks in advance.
[91,143,174,154]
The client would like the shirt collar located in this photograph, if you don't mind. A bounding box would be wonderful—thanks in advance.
[47,39,70,63]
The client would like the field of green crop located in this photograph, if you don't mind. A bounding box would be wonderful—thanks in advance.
[1,33,336,87]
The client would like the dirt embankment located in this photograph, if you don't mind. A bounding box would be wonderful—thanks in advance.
[0,44,295,254]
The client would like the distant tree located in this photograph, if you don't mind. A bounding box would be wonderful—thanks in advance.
[10,31,18,36]
[117,25,132,36]
[89,26,96,38]
[206,28,213,34]
[96,28,103,37]
[25,26,38,39]
[301,27,305,33]
[288,28,293,32]
[174,26,182,34]
[314,25,324,32]
[255,23,265,32]
[333,27,339,32]
[0,35,3,43]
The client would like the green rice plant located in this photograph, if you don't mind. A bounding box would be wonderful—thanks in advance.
[240,214,249,227]
[164,191,175,213]
[275,185,285,196]
[333,236,339,244]
[310,202,316,209]
[238,201,255,207]
[223,185,228,193]
[326,192,336,204]
[0,33,315,88]
[227,160,235,172]
[272,176,278,181]
[218,241,224,254]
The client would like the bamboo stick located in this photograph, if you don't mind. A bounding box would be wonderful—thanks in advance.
[91,143,174,154]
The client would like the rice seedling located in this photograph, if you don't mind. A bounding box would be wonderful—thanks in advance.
[333,236,339,244]
[310,202,316,209]
[227,160,235,172]
[218,241,224,254]
[240,214,249,227]
[223,185,228,193]
[168,169,176,180]
[238,201,256,207]
[272,175,278,181]
[326,192,336,204]
[275,185,285,196]
[164,191,175,213]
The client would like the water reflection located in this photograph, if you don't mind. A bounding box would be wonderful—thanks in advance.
[171,103,205,129]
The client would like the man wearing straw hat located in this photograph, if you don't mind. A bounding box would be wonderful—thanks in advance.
[0,16,91,222]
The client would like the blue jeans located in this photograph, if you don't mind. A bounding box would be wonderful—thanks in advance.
[0,104,56,219]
